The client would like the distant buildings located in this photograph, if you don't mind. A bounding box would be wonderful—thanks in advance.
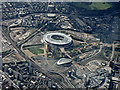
[2,61,57,89]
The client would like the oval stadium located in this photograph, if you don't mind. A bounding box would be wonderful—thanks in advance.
[43,32,72,46]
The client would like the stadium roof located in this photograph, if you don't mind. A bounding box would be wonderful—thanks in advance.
[43,32,72,45]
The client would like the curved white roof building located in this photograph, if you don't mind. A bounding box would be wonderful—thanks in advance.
[47,13,56,17]
[57,58,72,65]
[43,32,72,45]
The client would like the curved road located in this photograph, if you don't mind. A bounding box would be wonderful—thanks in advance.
[3,23,74,89]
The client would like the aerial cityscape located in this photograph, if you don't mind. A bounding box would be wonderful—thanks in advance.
[1,1,120,89]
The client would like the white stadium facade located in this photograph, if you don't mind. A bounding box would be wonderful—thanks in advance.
[57,58,72,65]
[43,32,72,46]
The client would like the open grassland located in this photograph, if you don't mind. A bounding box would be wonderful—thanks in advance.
[89,2,112,10]
[70,2,112,10]
[28,48,44,55]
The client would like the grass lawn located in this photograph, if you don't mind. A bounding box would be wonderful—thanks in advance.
[28,48,44,55]
[89,2,112,10]
[70,2,112,10]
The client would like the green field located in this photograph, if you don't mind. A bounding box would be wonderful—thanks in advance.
[28,48,44,55]
[89,2,112,10]
[70,2,112,10]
